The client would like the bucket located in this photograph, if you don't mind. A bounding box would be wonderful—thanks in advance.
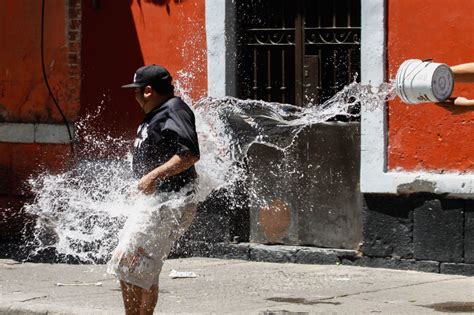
[395,59,454,104]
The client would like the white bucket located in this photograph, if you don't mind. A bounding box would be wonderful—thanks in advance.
[395,59,454,104]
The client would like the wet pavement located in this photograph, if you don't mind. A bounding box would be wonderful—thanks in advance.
[0,257,473,314]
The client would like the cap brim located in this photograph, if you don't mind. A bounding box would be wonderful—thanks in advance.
[121,83,143,88]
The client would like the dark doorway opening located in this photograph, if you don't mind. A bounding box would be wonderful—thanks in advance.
[236,0,361,108]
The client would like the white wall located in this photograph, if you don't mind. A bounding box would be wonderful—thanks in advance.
[0,123,74,144]
[205,0,227,98]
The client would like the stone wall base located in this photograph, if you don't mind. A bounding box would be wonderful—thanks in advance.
[171,242,474,276]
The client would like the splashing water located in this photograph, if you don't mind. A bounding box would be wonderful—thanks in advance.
[22,80,396,263]
[195,80,396,158]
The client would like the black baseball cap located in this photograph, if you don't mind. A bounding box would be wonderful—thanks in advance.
[121,65,172,89]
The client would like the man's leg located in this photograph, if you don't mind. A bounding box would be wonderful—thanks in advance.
[117,200,195,314]
[140,284,159,314]
[120,281,143,315]
[120,281,159,315]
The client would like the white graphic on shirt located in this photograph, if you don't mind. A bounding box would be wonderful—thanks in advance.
[134,123,149,149]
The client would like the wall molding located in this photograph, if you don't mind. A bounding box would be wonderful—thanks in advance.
[360,0,474,197]
[205,0,226,98]
[205,0,237,98]
[0,123,74,144]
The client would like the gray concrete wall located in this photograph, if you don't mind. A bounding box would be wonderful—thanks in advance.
[247,122,362,249]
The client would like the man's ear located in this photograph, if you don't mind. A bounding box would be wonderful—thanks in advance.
[144,85,153,97]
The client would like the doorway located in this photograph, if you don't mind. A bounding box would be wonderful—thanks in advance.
[236,0,361,107]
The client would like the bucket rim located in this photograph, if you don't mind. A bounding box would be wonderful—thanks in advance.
[396,59,423,104]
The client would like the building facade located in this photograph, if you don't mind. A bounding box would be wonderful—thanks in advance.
[1,0,473,274]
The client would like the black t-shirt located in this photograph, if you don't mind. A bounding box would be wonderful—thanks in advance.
[132,97,200,192]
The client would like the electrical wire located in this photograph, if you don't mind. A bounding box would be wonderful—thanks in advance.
[41,0,75,153]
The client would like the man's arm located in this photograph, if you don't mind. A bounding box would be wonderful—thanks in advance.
[138,151,199,195]
[437,63,474,107]
[451,63,474,83]
[453,97,474,106]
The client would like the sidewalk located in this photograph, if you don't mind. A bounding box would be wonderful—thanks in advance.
[0,257,472,314]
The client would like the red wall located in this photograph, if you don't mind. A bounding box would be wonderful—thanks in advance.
[0,0,208,238]
[0,0,80,237]
[0,0,80,191]
[130,0,208,101]
[0,1,80,124]
[387,0,474,172]
[80,0,207,146]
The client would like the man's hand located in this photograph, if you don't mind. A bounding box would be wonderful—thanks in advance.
[435,97,474,114]
[137,151,199,195]
[453,96,474,106]
[437,97,474,108]
[138,173,158,195]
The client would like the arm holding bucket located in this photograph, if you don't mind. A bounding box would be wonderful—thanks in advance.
[451,63,474,105]
[451,97,474,106]
[451,63,474,83]
[438,62,474,106]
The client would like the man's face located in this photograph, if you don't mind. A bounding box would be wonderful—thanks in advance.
[134,87,146,109]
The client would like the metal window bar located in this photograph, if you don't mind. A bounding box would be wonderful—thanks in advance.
[237,0,361,108]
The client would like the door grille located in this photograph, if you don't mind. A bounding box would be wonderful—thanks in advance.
[236,0,361,107]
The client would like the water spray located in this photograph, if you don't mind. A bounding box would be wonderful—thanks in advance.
[21,78,399,264]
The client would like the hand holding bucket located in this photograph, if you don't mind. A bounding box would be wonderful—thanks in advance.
[396,59,454,104]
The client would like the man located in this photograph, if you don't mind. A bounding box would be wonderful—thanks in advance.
[107,65,200,314]
[446,62,474,106]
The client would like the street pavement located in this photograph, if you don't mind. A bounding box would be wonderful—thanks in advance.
[0,257,473,314]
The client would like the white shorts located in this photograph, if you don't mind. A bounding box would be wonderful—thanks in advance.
[107,192,197,290]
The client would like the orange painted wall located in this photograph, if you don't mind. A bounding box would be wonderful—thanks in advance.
[130,0,208,101]
[0,1,78,237]
[0,0,79,182]
[0,0,80,123]
[387,0,474,172]
[0,1,208,238]
[80,0,207,144]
